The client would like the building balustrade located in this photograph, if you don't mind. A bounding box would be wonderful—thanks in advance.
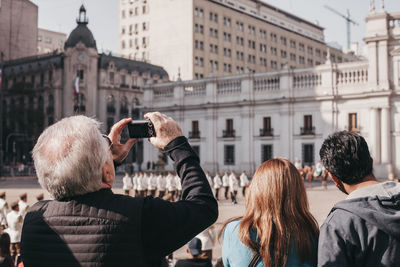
[300,126,315,135]
[223,130,235,138]
[189,131,201,139]
[260,128,274,136]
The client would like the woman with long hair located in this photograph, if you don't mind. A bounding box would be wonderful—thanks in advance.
[0,232,14,267]
[220,158,319,267]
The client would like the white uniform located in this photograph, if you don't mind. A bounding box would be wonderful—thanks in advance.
[206,174,213,188]
[157,175,167,191]
[314,162,324,176]
[240,173,249,188]
[148,175,157,190]
[132,174,138,191]
[229,174,239,191]
[175,175,182,191]
[18,200,29,218]
[122,175,133,191]
[5,210,22,243]
[0,198,8,227]
[213,175,222,189]
[136,175,144,191]
[166,175,176,192]
[222,174,229,187]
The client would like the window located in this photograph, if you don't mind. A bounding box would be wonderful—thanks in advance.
[262,117,272,136]
[302,144,314,166]
[262,145,273,162]
[199,57,204,67]
[190,120,200,138]
[348,113,358,132]
[109,72,114,83]
[307,59,313,66]
[280,37,287,46]
[49,70,53,82]
[299,56,305,64]
[281,50,287,58]
[40,73,44,87]
[224,119,234,137]
[224,145,235,165]
[290,40,296,48]
[301,115,314,135]
[307,46,313,55]
[270,33,277,42]
[270,47,277,55]
[299,43,305,51]
[76,70,84,80]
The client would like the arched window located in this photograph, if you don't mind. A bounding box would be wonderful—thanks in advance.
[107,95,115,114]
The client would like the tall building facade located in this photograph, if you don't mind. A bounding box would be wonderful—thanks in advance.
[0,6,169,166]
[0,0,38,61]
[118,0,356,80]
[142,4,400,179]
[37,28,67,55]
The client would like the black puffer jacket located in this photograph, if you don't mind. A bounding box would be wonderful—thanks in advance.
[21,137,218,267]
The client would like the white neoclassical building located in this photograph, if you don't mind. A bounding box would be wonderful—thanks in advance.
[142,3,400,178]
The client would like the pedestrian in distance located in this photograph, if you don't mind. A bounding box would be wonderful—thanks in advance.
[239,171,249,197]
[166,172,177,201]
[220,158,319,267]
[122,172,133,195]
[175,173,182,200]
[318,131,400,267]
[222,172,230,200]
[0,192,8,230]
[157,173,167,199]
[213,173,222,201]
[21,113,217,266]
[229,171,239,205]
[5,202,23,264]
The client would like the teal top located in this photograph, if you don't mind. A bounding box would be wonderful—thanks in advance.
[222,220,317,267]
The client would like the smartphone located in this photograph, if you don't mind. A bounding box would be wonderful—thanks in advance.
[128,120,156,138]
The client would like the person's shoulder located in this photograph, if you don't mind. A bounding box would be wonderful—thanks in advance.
[223,219,241,238]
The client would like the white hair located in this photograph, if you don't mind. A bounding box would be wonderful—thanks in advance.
[33,115,109,200]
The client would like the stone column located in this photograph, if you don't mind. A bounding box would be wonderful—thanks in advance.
[378,40,389,90]
[203,110,218,173]
[381,107,394,178]
[370,108,381,163]
[239,107,255,173]
[367,42,378,89]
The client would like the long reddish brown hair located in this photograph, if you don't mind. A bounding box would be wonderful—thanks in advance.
[220,158,319,267]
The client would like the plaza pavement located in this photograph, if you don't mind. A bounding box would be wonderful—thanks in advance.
[0,176,346,262]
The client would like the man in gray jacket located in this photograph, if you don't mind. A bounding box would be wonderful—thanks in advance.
[318,131,400,267]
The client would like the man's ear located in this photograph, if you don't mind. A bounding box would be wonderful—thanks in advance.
[101,162,114,188]
[328,172,340,186]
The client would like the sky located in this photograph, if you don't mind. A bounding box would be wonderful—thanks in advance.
[30,0,400,55]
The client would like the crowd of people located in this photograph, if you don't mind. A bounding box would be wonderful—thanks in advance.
[1,112,400,267]
[0,192,44,266]
[121,172,182,201]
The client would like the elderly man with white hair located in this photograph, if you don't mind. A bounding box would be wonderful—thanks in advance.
[20,112,218,267]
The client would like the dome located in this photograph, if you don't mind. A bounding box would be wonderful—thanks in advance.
[64,5,96,49]
[64,23,97,49]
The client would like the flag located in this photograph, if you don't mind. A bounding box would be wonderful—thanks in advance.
[74,76,79,96]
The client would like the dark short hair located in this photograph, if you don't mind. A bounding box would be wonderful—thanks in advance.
[319,131,372,185]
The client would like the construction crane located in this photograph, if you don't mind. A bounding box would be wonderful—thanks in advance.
[324,5,359,50]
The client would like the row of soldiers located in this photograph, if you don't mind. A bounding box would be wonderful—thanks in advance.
[122,172,182,201]
[207,171,250,204]
[0,192,43,264]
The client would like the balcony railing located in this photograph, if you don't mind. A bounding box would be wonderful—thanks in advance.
[189,131,201,139]
[223,130,235,138]
[120,84,129,88]
[260,128,274,137]
[300,126,315,135]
